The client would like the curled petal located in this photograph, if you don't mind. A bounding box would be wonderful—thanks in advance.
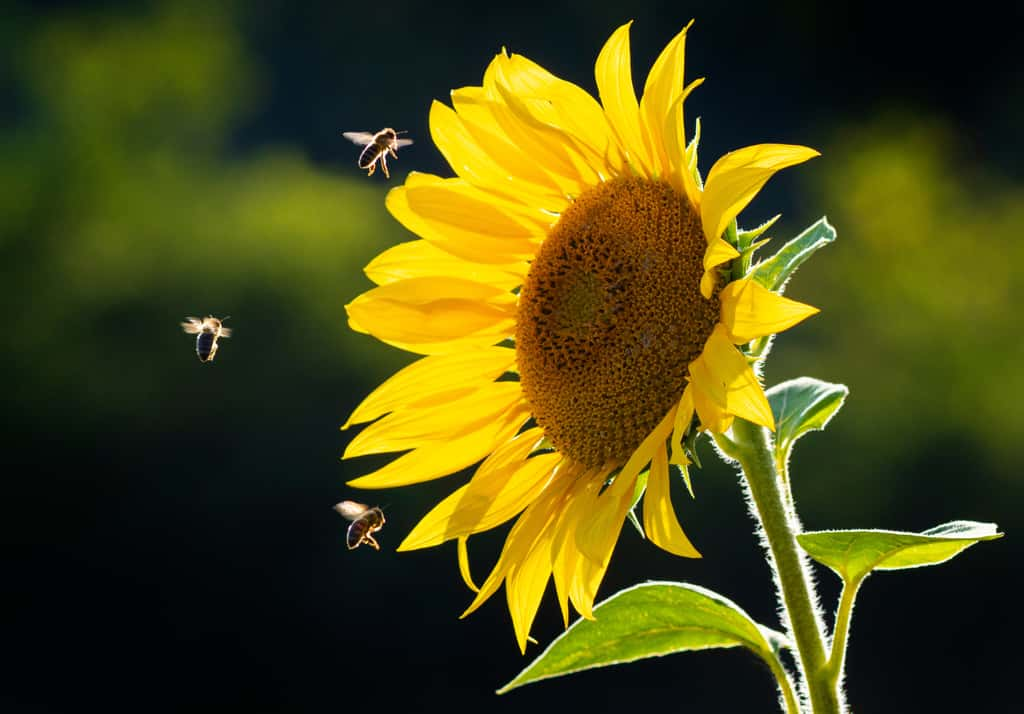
[643,444,701,558]
[701,143,820,244]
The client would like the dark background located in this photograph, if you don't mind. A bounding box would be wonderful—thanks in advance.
[4,0,1022,711]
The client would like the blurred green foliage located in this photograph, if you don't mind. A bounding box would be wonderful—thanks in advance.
[773,115,1024,521]
[0,2,409,428]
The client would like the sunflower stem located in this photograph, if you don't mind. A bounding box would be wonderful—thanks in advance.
[723,418,842,714]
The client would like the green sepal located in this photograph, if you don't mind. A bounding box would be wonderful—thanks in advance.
[498,581,788,694]
[797,521,1003,584]
[766,377,848,469]
[625,470,649,538]
[738,214,781,245]
[750,217,836,293]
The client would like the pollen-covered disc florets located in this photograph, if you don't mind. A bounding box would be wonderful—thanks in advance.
[517,177,719,468]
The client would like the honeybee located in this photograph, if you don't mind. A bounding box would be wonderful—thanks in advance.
[342,128,413,179]
[180,315,231,363]
[334,500,386,550]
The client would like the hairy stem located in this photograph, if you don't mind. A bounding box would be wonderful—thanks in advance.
[765,649,801,714]
[826,576,862,689]
[720,418,841,713]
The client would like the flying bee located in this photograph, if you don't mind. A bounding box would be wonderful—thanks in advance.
[342,128,413,179]
[334,500,386,551]
[180,315,231,363]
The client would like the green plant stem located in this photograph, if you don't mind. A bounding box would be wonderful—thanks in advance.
[721,418,840,713]
[764,650,801,714]
[825,576,862,687]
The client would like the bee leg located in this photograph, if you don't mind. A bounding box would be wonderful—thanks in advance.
[388,146,398,159]
[380,154,390,179]
[365,534,380,551]
[366,162,376,177]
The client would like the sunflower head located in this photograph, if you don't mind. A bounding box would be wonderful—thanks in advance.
[343,21,820,652]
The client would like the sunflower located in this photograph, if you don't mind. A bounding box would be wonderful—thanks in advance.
[342,21,819,651]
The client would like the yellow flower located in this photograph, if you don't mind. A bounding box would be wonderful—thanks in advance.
[343,21,819,652]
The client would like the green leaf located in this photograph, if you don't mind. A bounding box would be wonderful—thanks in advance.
[625,470,649,539]
[498,581,787,694]
[751,217,836,292]
[797,521,1003,584]
[767,377,848,466]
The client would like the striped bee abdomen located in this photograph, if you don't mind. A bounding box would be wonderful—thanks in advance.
[196,331,217,362]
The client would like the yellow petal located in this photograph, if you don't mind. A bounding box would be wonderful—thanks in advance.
[690,378,734,433]
[342,347,515,429]
[694,325,775,429]
[701,143,820,244]
[346,400,530,488]
[385,177,542,265]
[643,444,701,558]
[663,78,704,208]
[550,472,591,626]
[457,536,479,592]
[639,21,694,177]
[460,476,572,619]
[344,382,524,457]
[718,277,820,343]
[699,237,741,298]
[577,406,676,564]
[429,100,566,211]
[507,523,556,653]
[669,385,695,466]
[475,56,593,196]
[345,276,517,347]
[364,239,527,291]
[497,52,622,177]
[450,86,575,202]
[594,22,653,176]
[398,449,560,550]
[568,540,607,620]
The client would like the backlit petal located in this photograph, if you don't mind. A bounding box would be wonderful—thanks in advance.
[595,22,653,176]
[697,325,775,429]
[719,277,820,343]
[342,347,515,429]
[701,143,820,244]
[577,406,676,563]
[449,86,574,202]
[639,21,694,177]
[364,239,527,291]
[460,476,572,619]
[347,400,530,488]
[670,385,695,466]
[345,276,517,347]
[398,447,560,549]
[643,444,701,558]
[385,176,543,264]
[344,382,524,457]
[429,100,567,211]
[700,237,741,298]
[457,536,479,592]
[663,78,704,208]
[507,524,556,652]
[495,52,622,177]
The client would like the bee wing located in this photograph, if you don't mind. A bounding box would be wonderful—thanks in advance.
[334,500,369,521]
[393,138,414,148]
[181,318,203,334]
[218,326,232,338]
[342,131,377,146]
